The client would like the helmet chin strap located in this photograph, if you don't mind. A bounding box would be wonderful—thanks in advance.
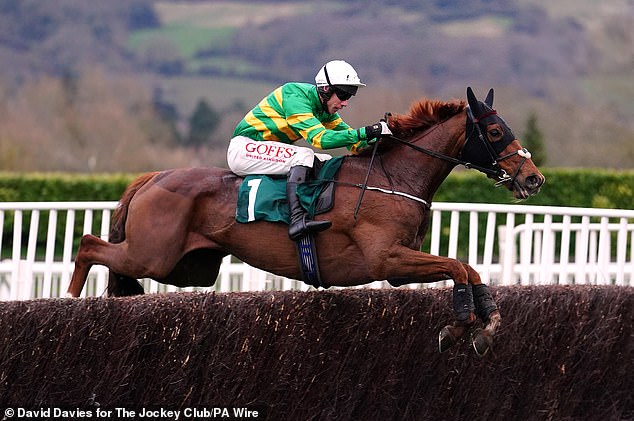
[319,63,334,113]
[317,86,332,113]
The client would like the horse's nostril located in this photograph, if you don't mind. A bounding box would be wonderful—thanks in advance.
[526,175,543,189]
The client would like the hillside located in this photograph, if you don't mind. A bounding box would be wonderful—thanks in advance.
[0,0,632,171]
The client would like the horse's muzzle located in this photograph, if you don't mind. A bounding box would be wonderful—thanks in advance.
[513,173,545,199]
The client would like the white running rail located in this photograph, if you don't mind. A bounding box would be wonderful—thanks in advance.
[0,201,632,300]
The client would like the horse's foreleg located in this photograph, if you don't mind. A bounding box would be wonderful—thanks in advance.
[375,249,477,353]
[462,263,500,356]
[438,282,477,353]
[470,283,501,356]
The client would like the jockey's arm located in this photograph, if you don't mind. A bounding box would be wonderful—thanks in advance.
[287,111,375,154]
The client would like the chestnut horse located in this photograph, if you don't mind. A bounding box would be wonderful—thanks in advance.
[67,88,544,355]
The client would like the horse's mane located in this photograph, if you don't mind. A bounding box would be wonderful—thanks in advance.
[353,97,466,157]
[388,98,466,139]
[359,98,467,156]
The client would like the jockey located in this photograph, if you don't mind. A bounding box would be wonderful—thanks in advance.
[228,60,391,241]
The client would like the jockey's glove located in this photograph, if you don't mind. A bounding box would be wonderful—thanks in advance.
[364,121,392,143]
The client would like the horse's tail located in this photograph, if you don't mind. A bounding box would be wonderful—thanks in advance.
[107,172,159,297]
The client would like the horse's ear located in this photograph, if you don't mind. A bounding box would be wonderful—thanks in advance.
[485,89,494,107]
[466,87,479,111]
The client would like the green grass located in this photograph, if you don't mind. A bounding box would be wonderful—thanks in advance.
[187,57,259,76]
[154,1,319,28]
[129,25,236,58]
[129,1,343,64]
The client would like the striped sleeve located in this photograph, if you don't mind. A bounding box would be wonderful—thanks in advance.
[284,95,363,150]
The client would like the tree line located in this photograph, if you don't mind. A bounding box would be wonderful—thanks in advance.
[0,65,546,172]
[0,68,228,172]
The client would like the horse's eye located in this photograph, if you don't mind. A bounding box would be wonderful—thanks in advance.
[489,129,501,138]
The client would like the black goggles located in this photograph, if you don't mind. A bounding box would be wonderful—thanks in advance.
[332,85,357,101]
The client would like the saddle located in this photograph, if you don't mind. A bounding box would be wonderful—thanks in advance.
[235,157,344,288]
[235,157,343,224]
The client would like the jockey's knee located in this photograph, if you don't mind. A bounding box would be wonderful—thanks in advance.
[289,147,315,168]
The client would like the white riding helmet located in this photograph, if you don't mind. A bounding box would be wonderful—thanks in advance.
[315,60,366,93]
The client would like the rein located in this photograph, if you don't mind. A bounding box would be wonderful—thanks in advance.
[385,132,532,186]
[385,134,504,176]
[353,137,379,219]
[386,108,532,184]
[348,107,532,213]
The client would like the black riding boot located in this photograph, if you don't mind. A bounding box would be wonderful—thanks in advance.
[287,165,331,240]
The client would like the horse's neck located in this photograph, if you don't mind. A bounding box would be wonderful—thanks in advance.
[383,112,466,202]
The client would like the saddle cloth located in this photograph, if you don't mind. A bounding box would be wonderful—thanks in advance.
[235,156,343,223]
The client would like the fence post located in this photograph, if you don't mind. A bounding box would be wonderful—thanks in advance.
[519,214,534,284]
[16,260,33,300]
[559,215,572,284]
[597,217,611,284]
[42,210,58,298]
[575,216,590,284]
[500,212,516,284]
[538,214,554,285]
[10,211,23,300]
[468,211,479,268]
[61,210,76,288]
[480,211,497,284]
[615,218,627,285]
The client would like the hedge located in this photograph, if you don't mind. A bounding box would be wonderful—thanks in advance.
[0,172,136,202]
[1,287,632,419]
[435,168,634,209]
[1,168,632,209]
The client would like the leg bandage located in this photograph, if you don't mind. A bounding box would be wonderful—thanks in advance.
[473,283,498,322]
[453,284,475,322]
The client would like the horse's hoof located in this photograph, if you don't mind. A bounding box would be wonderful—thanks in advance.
[438,326,458,353]
[471,328,493,357]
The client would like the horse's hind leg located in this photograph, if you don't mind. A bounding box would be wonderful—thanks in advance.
[67,234,101,297]
[67,234,141,297]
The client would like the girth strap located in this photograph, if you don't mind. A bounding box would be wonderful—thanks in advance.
[294,234,325,289]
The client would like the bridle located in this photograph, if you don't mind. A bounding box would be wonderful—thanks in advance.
[351,104,533,218]
[384,106,532,187]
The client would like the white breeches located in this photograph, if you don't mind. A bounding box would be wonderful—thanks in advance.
[227,136,331,176]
